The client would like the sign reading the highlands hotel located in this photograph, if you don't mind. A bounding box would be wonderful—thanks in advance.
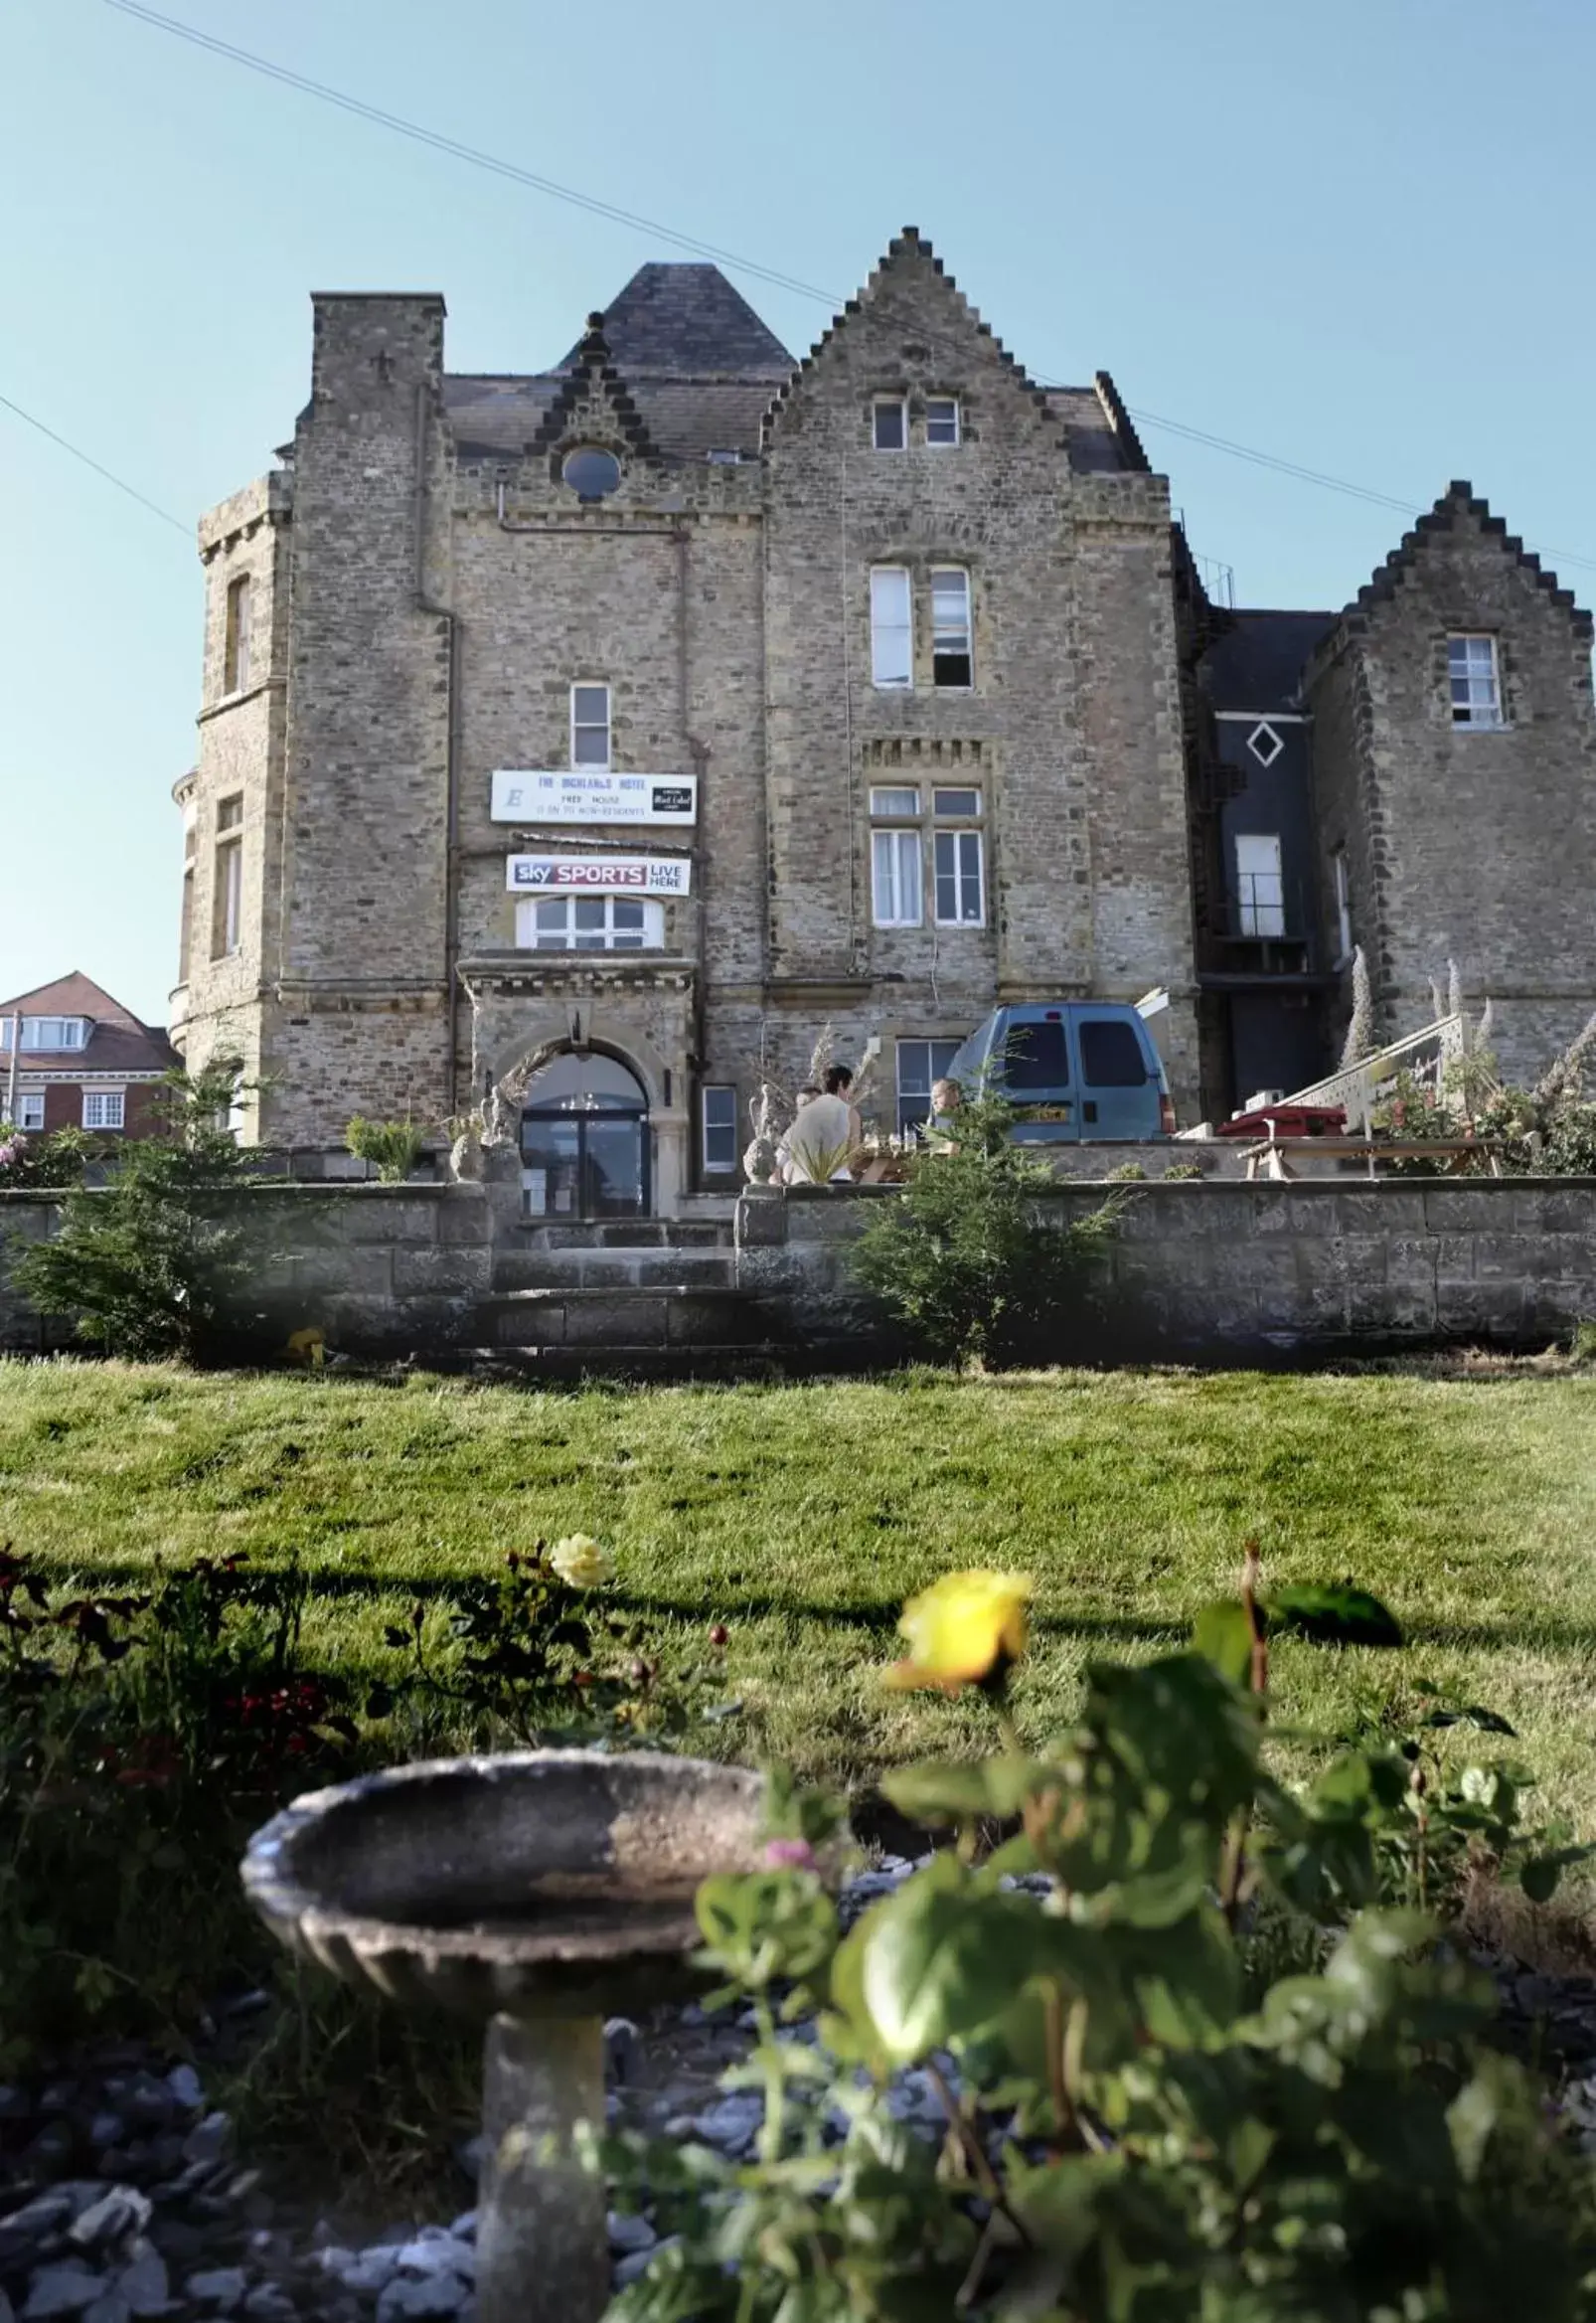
[506,854,692,897]
[490,770,698,825]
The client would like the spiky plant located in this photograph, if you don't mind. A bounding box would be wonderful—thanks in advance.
[1340,945,1375,1069]
[1535,1009,1596,1106]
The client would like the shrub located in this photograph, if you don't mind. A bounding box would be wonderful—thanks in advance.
[0,1535,720,2160]
[8,1067,256,1361]
[0,1125,100,1190]
[345,1113,428,1182]
[849,1087,1119,1366]
[594,1564,1596,2320]
[1103,1159,1148,1182]
[1162,1160,1204,1181]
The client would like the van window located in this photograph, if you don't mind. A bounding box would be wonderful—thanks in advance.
[1078,1020,1148,1086]
[1003,1021,1069,1089]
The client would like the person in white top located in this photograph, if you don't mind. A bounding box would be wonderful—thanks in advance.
[783,1066,864,1184]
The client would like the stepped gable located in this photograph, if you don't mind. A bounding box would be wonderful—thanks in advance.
[444,262,796,464]
[526,315,660,465]
[1329,481,1593,650]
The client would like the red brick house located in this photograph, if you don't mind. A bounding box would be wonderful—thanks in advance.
[0,973,178,1139]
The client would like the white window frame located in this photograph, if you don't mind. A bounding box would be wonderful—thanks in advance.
[1235,833,1286,939]
[14,1092,45,1131]
[872,828,922,927]
[2,1017,88,1053]
[870,567,913,691]
[214,800,244,960]
[930,566,973,690]
[82,1089,125,1131]
[570,682,612,768]
[701,1084,738,1172]
[872,396,908,451]
[925,397,961,447]
[932,785,982,818]
[1449,633,1504,729]
[1332,849,1353,964]
[933,828,985,926]
[869,785,920,818]
[894,1038,963,1138]
[515,895,664,952]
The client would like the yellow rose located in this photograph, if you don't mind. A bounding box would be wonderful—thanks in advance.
[549,1535,615,1589]
[882,1570,1032,1694]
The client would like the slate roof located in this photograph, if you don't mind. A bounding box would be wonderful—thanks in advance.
[1200,610,1337,713]
[444,375,776,462]
[444,258,1143,474]
[0,971,177,1077]
[557,263,794,378]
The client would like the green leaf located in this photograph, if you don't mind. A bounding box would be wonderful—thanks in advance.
[1124,1908,1241,2047]
[1267,1582,1403,1649]
[694,1871,837,1989]
[1448,2064,1503,2183]
[1192,1597,1255,1688]
[1519,1843,1596,1903]
[879,1755,1054,1826]
[858,1857,1042,2063]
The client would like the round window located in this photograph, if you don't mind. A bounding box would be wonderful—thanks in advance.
[561,446,622,500]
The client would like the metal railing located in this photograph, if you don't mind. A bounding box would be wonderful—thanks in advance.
[1281,1012,1472,1133]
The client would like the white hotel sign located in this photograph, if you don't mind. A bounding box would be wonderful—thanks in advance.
[506,854,692,897]
[490,770,698,825]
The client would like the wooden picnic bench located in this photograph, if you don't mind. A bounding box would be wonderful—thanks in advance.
[1236,1134,1505,1182]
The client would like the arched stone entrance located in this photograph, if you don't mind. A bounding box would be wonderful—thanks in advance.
[519,1047,651,1221]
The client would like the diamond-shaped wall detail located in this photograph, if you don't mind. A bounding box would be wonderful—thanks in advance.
[1246,721,1285,768]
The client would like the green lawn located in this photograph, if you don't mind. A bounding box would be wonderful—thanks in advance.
[5,1357,1596,1833]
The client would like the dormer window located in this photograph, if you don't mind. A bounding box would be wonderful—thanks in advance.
[925,397,961,446]
[873,398,907,451]
[561,446,622,500]
[0,1016,89,1052]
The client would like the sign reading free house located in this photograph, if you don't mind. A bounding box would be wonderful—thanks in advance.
[490,770,698,825]
[505,854,693,897]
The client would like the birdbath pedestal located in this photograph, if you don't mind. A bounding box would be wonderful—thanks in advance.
[242,1751,768,2323]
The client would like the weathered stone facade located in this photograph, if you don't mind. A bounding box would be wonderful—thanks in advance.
[172,232,1596,1201]
[1303,489,1596,1087]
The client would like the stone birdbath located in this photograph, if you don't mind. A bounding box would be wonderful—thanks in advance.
[242,1750,769,2323]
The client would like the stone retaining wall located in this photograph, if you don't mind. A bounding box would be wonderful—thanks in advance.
[0,1185,494,1360]
[735,1178,1596,1361]
[5,1177,1595,1366]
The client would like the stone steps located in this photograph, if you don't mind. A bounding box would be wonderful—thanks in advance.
[476,1284,763,1350]
[510,1221,733,1251]
[491,1246,737,1293]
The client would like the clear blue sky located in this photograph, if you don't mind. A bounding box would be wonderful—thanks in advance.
[4,0,1594,1025]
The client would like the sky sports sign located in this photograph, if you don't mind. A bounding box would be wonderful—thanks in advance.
[490,770,697,825]
[506,854,692,897]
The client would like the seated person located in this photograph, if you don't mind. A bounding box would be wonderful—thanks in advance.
[783,1067,863,1183]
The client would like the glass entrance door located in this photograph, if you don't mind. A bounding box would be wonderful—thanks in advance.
[519,1050,650,1221]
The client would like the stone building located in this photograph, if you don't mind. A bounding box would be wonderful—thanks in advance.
[172,230,1596,1214]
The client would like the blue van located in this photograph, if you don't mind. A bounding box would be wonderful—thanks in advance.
[944,1004,1175,1143]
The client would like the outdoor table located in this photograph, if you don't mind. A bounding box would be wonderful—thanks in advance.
[1236,1134,1504,1182]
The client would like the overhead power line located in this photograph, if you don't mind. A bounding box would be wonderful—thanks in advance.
[0,390,190,537]
[99,0,843,311]
[98,0,1596,583]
